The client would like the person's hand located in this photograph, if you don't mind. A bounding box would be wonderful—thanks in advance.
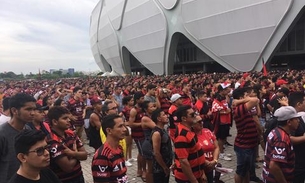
[278,96,288,106]
[163,166,170,177]
[63,141,77,157]
[199,173,207,183]
[71,116,78,121]
[205,160,217,170]
[170,163,176,175]
[155,90,159,97]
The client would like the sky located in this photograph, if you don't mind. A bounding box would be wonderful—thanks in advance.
[0,0,100,74]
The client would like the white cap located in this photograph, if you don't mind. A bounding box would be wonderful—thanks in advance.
[33,90,43,100]
[170,93,182,103]
[220,82,230,89]
[274,106,302,121]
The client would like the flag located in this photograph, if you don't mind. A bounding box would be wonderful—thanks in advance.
[262,58,267,76]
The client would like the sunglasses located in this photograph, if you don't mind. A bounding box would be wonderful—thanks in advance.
[108,107,118,110]
[27,145,50,156]
[189,112,196,117]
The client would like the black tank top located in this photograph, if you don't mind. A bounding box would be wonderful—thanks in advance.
[89,112,102,149]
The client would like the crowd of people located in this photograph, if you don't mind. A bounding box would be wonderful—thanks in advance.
[0,69,305,183]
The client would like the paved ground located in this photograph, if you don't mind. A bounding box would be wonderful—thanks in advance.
[81,123,264,183]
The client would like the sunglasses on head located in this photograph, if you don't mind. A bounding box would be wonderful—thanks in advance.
[108,106,118,111]
[193,119,203,124]
[27,145,50,156]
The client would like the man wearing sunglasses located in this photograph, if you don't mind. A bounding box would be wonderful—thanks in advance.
[8,129,61,183]
[174,105,207,183]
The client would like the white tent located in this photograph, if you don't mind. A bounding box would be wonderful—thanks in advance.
[101,72,111,77]
[109,71,120,76]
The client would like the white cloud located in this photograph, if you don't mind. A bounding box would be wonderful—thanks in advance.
[0,0,100,74]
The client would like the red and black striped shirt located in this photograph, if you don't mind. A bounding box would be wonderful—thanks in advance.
[159,97,171,114]
[67,98,85,127]
[131,107,144,140]
[263,127,294,182]
[174,123,205,182]
[168,105,179,141]
[233,104,258,148]
[47,129,83,182]
[122,106,131,122]
[92,142,127,183]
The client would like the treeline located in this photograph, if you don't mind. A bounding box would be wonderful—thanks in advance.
[0,71,86,80]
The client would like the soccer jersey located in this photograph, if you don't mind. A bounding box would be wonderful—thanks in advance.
[168,105,179,141]
[67,98,85,127]
[159,97,171,114]
[197,128,216,161]
[121,106,131,122]
[47,129,84,182]
[233,104,258,149]
[92,142,127,183]
[130,107,144,140]
[212,96,231,125]
[263,127,294,183]
[174,123,205,182]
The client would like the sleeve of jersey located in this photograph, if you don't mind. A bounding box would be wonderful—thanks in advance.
[207,130,216,141]
[269,141,289,164]
[49,142,65,160]
[174,135,189,159]
[92,153,111,182]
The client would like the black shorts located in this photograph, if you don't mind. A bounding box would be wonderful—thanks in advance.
[216,124,230,139]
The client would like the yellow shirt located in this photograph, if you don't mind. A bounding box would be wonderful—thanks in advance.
[100,128,127,158]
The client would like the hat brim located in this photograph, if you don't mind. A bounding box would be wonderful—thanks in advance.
[289,112,303,120]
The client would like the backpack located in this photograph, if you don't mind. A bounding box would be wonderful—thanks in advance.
[263,117,278,143]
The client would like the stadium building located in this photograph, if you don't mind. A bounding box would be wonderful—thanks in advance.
[89,0,305,75]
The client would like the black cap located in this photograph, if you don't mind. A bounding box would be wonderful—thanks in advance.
[147,84,156,90]
[36,103,49,111]
[278,87,289,96]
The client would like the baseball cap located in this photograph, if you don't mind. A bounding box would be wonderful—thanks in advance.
[170,94,182,103]
[36,103,49,111]
[219,82,231,90]
[277,87,289,96]
[274,106,302,121]
[90,97,102,105]
[276,79,288,86]
[243,72,250,79]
